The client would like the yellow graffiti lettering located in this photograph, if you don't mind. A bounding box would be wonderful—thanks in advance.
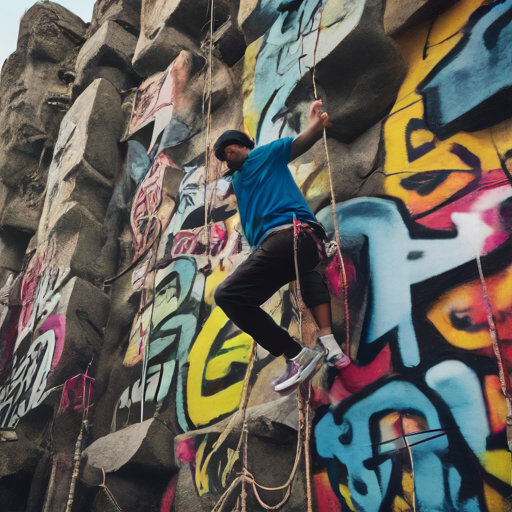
[187,306,253,427]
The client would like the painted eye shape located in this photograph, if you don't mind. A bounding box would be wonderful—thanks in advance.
[405,118,436,163]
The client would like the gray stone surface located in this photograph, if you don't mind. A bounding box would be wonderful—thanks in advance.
[325,121,385,206]
[172,393,307,511]
[238,0,281,45]
[133,0,238,76]
[74,21,140,97]
[175,393,300,448]
[83,418,177,474]
[89,0,143,37]
[0,3,87,236]
[307,0,407,143]
[46,278,110,387]
[38,78,123,239]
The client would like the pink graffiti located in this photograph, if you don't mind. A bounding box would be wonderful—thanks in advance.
[176,438,196,464]
[19,250,43,332]
[131,153,176,259]
[39,315,66,372]
[0,306,21,384]
[325,253,356,298]
[58,373,94,416]
[416,169,511,254]
[160,473,179,512]
[327,346,392,405]
[129,51,192,137]
[129,70,173,136]
[172,225,228,258]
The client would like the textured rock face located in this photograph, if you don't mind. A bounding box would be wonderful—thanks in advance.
[89,0,143,37]
[2,1,512,511]
[74,21,140,97]
[0,3,87,238]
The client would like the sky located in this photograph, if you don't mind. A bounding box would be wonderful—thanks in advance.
[0,0,96,68]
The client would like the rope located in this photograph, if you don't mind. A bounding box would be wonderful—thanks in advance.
[65,371,94,512]
[140,240,160,422]
[293,221,305,345]
[304,383,314,512]
[65,416,86,511]
[203,0,215,263]
[475,255,512,464]
[311,4,351,357]
[292,222,314,512]
[211,341,310,511]
[400,414,416,512]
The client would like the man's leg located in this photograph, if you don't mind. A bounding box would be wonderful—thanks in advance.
[296,232,351,368]
[310,302,332,337]
[214,230,302,358]
[300,271,350,368]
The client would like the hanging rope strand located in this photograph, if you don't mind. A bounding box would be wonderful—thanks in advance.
[475,254,512,463]
[292,222,314,511]
[203,0,215,261]
[311,4,351,356]
[211,350,309,511]
[304,383,314,512]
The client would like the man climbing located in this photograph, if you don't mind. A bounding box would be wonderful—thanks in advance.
[213,100,350,393]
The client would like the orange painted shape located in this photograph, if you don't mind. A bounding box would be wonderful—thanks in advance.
[427,263,512,351]
[484,375,508,434]
[314,470,343,512]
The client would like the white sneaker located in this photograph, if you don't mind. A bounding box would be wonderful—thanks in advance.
[273,346,325,392]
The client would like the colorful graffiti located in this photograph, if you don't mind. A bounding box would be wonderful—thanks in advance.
[115,155,258,431]
[0,330,56,428]
[243,0,364,144]
[0,240,70,428]
[63,0,512,509]
[312,1,512,510]
[115,62,277,433]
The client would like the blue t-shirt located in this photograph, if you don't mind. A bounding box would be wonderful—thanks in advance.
[232,137,318,248]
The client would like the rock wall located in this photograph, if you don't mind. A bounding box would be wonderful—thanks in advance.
[1,0,512,511]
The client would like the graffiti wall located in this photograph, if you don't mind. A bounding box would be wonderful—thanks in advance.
[313,1,512,511]
[2,1,512,511]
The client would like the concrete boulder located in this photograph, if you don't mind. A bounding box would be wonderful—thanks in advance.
[242,0,406,145]
[303,0,407,143]
[74,21,141,98]
[81,419,178,512]
[0,3,86,239]
[39,78,124,239]
[172,394,306,511]
[89,0,143,37]
[133,0,239,76]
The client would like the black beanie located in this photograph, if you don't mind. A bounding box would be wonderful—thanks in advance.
[214,130,255,161]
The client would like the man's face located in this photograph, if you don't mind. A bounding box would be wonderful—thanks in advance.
[224,144,250,170]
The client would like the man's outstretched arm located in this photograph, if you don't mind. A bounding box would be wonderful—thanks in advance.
[289,100,331,162]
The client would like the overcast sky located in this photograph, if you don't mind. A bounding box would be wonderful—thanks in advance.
[0,0,96,68]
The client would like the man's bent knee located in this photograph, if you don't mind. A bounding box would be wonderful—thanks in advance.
[215,281,237,310]
[214,283,227,308]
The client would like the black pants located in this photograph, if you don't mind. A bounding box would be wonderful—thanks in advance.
[214,227,331,358]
